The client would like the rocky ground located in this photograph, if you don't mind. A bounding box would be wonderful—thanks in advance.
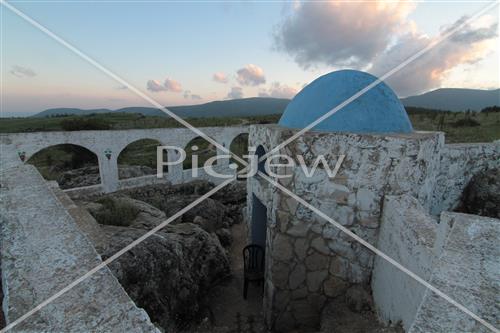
[77,180,248,332]
[55,165,156,189]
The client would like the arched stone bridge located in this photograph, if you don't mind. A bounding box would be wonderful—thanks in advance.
[0,126,249,193]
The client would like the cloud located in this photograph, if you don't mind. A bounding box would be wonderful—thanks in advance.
[236,64,266,86]
[227,87,244,99]
[147,79,167,92]
[259,82,298,99]
[147,77,182,93]
[10,65,36,78]
[213,72,228,84]
[115,85,128,90]
[371,16,498,96]
[164,78,182,92]
[274,2,497,96]
[274,2,415,68]
[183,90,203,100]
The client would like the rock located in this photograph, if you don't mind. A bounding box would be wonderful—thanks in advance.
[118,165,156,179]
[101,223,230,331]
[457,168,499,218]
[57,166,100,189]
[289,264,306,290]
[344,285,373,312]
[306,271,328,292]
[323,276,349,298]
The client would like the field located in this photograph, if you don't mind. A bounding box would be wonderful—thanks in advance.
[1,109,499,144]
[2,109,499,182]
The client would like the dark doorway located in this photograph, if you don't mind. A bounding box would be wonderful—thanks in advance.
[251,193,267,248]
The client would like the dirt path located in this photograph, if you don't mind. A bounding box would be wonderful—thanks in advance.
[191,222,266,333]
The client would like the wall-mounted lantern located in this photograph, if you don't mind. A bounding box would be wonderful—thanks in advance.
[104,149,112,160]
[18,151,26,162]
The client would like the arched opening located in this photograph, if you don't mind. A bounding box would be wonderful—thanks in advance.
[251,193,268,248]
[229,133,249,171]
[118,139,166,179]
[255,145,267,176]
[183,136,217,170]
[27,144,100,189]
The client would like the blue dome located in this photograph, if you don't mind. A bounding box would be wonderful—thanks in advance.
[279,70,413,133]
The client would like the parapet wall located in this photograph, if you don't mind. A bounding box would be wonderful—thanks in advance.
[0,160,159,332]
[372,194,452,330]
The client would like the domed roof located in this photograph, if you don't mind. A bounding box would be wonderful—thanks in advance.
[279,70,413,133]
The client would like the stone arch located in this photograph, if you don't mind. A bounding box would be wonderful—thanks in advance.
[183,136,218,170]
[117,138,166,179]
[229,133,249,170]
[26,143,100,189]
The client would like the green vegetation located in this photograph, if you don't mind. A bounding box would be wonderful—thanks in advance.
[0,112,279,133]
[27,144,98,181]
[118,139,160,169]
[405,107,500,143]
[2,107,499,145]
[183,136,218,169]
[91,197,139,227]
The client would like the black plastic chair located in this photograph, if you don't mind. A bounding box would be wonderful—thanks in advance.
[243,244,265,299]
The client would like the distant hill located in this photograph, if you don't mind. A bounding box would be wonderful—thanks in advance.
[32,97,290,118]
[28,88,500,119]
[401,88,499,111]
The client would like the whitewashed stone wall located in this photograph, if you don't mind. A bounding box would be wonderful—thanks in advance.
[247,125,499,332]
[372,194,452,330]
[409,212,500,333]
[0,126,248,193]
[0,164,159,332]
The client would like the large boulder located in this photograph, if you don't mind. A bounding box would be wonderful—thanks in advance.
[101,223,230,332]
[57,166,100,189]
[457,168,499,218]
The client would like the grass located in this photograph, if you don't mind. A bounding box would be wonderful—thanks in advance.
[6,109,500,183]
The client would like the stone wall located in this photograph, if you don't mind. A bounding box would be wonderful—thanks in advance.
[372,195,452,330]
[430,143,500,215]
[247,125,500,332]
[409,212,500,333]
[0,163,159,332]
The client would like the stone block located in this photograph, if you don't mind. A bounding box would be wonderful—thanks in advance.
[294,238,308,260]
[329,256,349,280]
[305,251,329,271]
[289,264,306,290]
[273,233,294,262]
[307,270,328,292]
[311,237,330,255]
[323,275,349,298]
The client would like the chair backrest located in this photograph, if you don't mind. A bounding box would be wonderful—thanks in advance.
[243,244,265,273]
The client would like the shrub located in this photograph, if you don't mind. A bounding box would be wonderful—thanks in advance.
[92,197,139,227]
[60,118,111,131]
[451,118,480,127]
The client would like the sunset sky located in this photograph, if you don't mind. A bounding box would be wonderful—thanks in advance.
[1,1,499,115]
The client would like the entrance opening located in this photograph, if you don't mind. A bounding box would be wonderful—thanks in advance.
[251,193,268,248]
[255,145,267,176]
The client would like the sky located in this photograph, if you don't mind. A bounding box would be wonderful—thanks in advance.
[1,1,499,116]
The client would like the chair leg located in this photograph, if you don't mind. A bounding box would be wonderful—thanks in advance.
[244,278,249,299]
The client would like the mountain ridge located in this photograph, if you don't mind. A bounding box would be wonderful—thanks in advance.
[29,88,499,118]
